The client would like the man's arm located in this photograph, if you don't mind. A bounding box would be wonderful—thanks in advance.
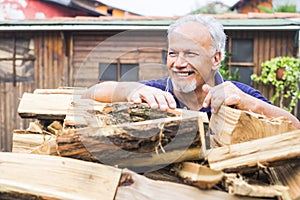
[82,81,176,111]
[202,82,300,129]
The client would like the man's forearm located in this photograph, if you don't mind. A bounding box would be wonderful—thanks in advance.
[243,94,300,129]
[82,81,145,103]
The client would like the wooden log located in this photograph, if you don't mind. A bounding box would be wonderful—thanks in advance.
[58,114,207,172]
[12,120,62,155]
[174,162,224,189]
[209,105,296,146]
[58,101,209,171]
[0,152,121,200]
[12,131,55,154]
[207,129,300,171]
[115,169,256,200]
[18,92,81,120]
[223,173,288,198]
[0,152,257,200]
[64,100,208,128]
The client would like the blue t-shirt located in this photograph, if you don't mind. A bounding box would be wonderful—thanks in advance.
[140,76,271,118]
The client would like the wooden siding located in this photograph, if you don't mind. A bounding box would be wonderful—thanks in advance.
[72,30,169,87]
[226,30,296,106]
[0,31,68,151]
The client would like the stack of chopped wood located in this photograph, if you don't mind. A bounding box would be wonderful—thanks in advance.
[4,88,300,199]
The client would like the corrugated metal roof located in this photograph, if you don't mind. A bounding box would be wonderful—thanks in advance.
[0,13,299,31]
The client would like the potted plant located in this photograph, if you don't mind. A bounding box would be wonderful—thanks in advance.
[251,56,300,113]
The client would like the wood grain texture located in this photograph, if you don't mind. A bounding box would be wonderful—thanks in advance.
[115,169,255,200]
[208,129,300,171]
[0,152,121,200]
[210,105,295,146]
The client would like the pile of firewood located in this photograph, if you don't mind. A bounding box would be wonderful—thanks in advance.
[2,88,300,200]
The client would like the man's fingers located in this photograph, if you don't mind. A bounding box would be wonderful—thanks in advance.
[129,93,142,104]
[224,94,241,106]
[153,94,169,111]
[202,84,212,108]
[129,87,176,111]
[164,92,177,109]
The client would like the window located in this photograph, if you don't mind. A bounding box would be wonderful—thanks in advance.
[99,62,138,81]
[227,38,254,85]
[0,36,35,85]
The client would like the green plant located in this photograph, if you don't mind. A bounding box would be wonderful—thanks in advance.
[251,56,300,112]
[219,53,239,81]
[259,4,297,13]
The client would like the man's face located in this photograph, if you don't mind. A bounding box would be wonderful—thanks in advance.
[167,22,216,93]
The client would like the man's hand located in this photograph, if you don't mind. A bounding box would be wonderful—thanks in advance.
[202,82,244,113]
[128,85,177,111]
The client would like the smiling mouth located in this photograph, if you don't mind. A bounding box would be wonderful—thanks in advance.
[174,70,196,77]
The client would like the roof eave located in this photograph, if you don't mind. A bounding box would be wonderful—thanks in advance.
[0,24,299,31]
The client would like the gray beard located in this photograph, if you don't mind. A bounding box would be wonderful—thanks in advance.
[171,78,197,93]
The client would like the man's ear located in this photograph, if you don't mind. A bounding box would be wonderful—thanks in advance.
[212,51,222,70]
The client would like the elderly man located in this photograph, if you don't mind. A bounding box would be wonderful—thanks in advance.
[83,15,300,129]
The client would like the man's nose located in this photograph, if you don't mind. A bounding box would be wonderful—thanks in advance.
[174,53,188,67]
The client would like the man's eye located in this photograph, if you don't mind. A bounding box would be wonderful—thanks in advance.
[168,52,178,57]
[186,52,199,57]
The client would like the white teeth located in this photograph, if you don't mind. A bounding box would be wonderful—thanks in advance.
[177,72,189,77]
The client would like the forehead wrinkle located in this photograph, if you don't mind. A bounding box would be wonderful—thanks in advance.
[169,21,213,51]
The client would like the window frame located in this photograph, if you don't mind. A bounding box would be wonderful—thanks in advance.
[98,59,139,82]
[226,37,255,85]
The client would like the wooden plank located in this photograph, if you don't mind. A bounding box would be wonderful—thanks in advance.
[33,87,87,95]
[209,105,295,146]
[207,129,300,171]
[0,152,121,200]
[18,92,81,119]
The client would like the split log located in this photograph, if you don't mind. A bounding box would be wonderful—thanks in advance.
[12,131,55,154]
[115,169,256,200]
[58,101,209,171]
[63,100,208,128]
[207,129,300,171]
[210,105,296,146]
[0,152,255,200]
[58,113,208,172]
[18,92,81,120]
[224,173,288,198]
[64,101,178,128]
[174,162,224,189]
[0,152,121,200]
[12,120,62,155]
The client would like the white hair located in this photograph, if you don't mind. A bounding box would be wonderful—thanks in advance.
[167,15,227,61]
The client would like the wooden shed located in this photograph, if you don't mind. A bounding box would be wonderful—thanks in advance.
[0,13,300,151]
